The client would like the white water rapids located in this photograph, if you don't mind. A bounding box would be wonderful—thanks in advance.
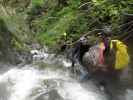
[0,50,132,100]
[0,64,108,100]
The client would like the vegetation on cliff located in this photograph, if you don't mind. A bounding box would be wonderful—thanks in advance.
[28,0,133,48]
[0,0,133,61]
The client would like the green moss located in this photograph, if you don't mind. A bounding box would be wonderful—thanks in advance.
[11,38,23,50]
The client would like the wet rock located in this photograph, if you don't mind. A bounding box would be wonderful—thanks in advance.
[34,89,63,100]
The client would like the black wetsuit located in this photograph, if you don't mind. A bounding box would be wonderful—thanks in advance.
[72,41,90,67]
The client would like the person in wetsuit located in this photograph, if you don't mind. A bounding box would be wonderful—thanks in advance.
[71,37,91,67]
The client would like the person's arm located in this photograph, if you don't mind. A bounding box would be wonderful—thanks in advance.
[71,42,81,67]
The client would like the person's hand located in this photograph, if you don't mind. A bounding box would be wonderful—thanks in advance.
[92,64,108,72]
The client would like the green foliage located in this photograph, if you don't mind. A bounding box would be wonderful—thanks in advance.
[32,0,44,6]
[30,0,77,46]
[11,38,23,50]
[30,0,133,47]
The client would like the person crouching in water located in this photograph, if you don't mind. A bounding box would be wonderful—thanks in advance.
[93,32,130,100]
[95,32,113,72]
[94,32,129,74]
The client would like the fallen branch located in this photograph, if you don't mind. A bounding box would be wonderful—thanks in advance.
[120,28,133,42]
[78,2,92,9]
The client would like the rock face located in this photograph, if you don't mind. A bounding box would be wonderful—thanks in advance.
[0,18,31,64]
[0,0,31,42]
[0,0,32,63]
[1,0,31,9]
[0,19,12,59]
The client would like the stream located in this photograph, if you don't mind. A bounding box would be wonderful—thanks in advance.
[0,50,133,100]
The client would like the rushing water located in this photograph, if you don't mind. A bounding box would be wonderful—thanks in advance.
[0,50,132,100]
[0,66,107,100]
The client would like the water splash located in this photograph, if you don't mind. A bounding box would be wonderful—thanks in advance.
[0,66,106,100]
[0,67,40,100]
[58,81,105,100]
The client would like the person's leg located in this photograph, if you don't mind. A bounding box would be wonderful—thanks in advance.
[79,66,92,81]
